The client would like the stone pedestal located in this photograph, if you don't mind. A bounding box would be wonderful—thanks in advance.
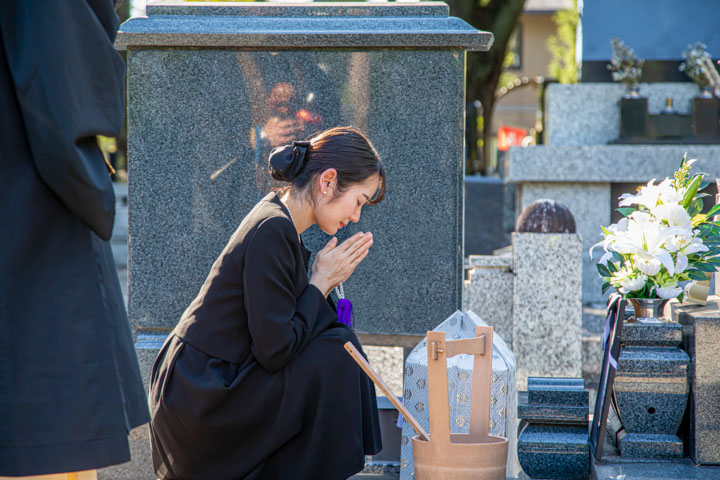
[615,321,689,459]
[399,311,519,479]
[670,298,720,464]
[512,233,583,389]
[463,255,514,347]
[517,377,589,480]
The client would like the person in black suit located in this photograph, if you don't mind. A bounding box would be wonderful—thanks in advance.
[149,127,387,479]
[0,1,149,476]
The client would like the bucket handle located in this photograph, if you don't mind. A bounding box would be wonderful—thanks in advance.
[427,326,494,444]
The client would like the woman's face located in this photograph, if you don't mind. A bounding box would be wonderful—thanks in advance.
[315,173,380,235]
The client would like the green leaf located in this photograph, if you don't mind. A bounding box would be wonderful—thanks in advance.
[700,180,712,191]
[682,174,703,208]
[688,270,709,280]
[602,281,611,295]
[597,263,611,277]
[695,263,718,272]
[616,207,637,216]
[607,261,619,273]
[689,198,705,216]
[707,204,720,217]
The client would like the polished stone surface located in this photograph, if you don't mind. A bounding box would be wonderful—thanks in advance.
[517,402,588,425]
[464,176,513,255]
[619,433,683,459]
[117,2,493,51]
[672,298,720,465]
[593,459,720,480]
[512,233,583,389]
[614,345,689,436]
[528,382,588,407]
[518,378,589,479]
[463,255,514,347]
[621,322,683,347]
[506,145,720,184]
[517,183,608,305]
[518,424,589,480]
[544,83,701,146]
[399,311,519,479]
[126,46,466,336]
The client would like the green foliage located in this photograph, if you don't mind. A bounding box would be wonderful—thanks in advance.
[498,50,519,90]
[547,2,578,83]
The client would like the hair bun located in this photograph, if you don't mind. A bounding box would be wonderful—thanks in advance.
[268,141,310,182]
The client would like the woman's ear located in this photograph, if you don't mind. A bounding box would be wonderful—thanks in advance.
[319,168,338,195]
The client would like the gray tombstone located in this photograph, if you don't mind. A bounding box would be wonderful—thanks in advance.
[117,1,492,343]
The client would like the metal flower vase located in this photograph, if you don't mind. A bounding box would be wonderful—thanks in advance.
[412,326,508,480]
[613,298,690,458]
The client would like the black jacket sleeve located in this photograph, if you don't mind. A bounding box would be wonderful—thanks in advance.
[0,0,125,240]
[244,217,337,372]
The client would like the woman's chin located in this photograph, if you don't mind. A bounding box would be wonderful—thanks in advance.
[320,225,339,236]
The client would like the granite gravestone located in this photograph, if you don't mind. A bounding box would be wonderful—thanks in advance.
[117,1,492,346]
[399,310,519,479]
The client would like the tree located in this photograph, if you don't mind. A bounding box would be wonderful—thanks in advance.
[547,1,579,84]
[447,0,526,175]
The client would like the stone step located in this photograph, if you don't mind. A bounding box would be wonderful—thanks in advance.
[527,378,588,406]
[619,433,684,459]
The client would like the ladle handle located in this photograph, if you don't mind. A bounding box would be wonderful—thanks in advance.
[344,342,429,441]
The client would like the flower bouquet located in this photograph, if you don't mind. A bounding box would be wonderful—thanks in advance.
[592,156,720,303]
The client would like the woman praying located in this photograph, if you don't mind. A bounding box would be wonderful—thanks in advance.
[149,126,386,480]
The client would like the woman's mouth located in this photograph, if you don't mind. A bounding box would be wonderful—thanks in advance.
[339,222,346,229]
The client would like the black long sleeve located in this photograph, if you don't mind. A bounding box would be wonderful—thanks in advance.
[244,217,336,372]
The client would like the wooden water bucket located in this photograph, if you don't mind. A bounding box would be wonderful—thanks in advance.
[412,326,508,480]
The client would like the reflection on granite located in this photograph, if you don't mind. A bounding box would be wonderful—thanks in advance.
[126,46,466,336]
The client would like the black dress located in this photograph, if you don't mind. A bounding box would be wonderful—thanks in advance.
[149,192,382,480]
[0,1,149,475]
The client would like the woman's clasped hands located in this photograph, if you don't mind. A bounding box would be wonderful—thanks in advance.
[310,232,373,297]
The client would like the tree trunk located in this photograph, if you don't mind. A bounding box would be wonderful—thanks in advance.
[446,0,526,174]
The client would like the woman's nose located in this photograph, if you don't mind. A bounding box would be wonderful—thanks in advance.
[350,207,361,223]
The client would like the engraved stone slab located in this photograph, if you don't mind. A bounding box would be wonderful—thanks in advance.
[399,310,519,478]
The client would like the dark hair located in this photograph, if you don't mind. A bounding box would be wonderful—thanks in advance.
[268,126,386,205]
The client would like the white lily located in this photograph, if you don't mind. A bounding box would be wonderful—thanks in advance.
[633,254,662,276]
[613,213,688,275]
[651,202,692,228]
[684,237,709,256]
[675,253,689,275]
[619,179,662,209]
[656,284,683,300]
[619,274,648,294]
